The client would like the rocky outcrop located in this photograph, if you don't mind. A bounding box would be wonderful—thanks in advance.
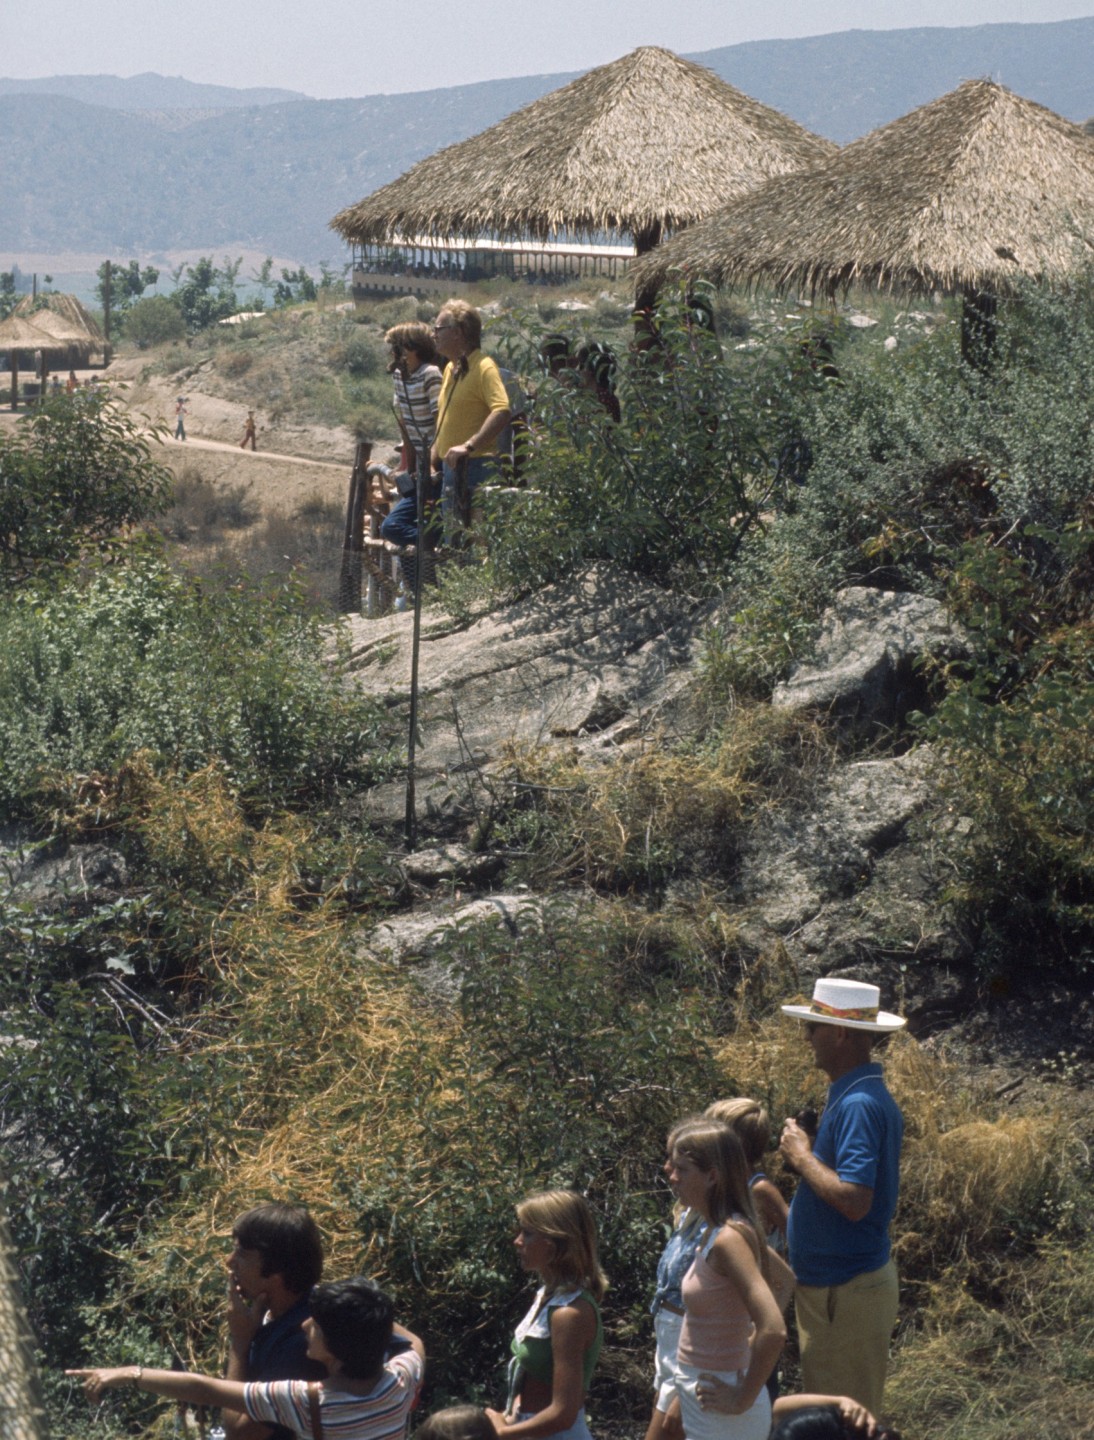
[342,564,711,825]
[772,586,966,730]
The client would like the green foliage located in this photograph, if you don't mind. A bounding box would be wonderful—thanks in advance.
[0,391,173,584]
[916,532,1094,974]
[0,556,386,819]
[170,255,243,333]
[123,294,186,347]
[727,274,1094,691]
[483,291,812,596]
[0,888,185,1365]
[274,265,318,306]
[97,258,160,318]
[0,269,17,319]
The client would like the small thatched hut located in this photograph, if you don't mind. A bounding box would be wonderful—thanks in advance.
[331,46,835,259]
[14,293,105,361]
[631,80,1094,302]
[0,313,74,409]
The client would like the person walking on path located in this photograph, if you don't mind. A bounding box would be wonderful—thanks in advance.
[174,396,189,441]
[779,979,906,1418]
[241,410,258,450]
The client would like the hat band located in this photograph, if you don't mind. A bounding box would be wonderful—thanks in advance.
[811,1000,879,1020]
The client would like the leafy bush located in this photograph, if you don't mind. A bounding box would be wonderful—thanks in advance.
[482,292,811,596]
[122,294,186,347]
[0,556,385,819]
[0,392,173,584]
[343,330,385,377]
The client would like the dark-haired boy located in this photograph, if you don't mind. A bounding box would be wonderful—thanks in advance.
[223,1204,326,1440]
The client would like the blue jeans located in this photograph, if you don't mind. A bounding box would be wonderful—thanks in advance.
[380,475,441,549]
[441,456,492,541]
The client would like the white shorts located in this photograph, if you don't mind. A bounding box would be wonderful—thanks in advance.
[673,1362,771,1440]
[653,1308,684,1412]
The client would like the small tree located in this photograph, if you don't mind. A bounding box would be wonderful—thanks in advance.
[124,295,187,348]
[171,256,243,333]
[97,259,160,319]
[0,391,173,584]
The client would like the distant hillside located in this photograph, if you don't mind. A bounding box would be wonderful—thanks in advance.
[691,18,1094,143]
[2,19,1092,265]
[0,71,305,110]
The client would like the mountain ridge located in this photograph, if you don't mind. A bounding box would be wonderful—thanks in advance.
[2,19,1091,266]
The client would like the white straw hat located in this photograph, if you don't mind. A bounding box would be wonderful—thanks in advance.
[782,977,906,1033]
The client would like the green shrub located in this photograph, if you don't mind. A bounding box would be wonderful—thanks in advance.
[343,330,385,377]
[122,294,186,348]
[0,391,173,584]
[481,291,809,596]
[0,556,385,819]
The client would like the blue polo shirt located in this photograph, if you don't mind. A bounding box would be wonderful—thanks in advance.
[787,1062,903,1287]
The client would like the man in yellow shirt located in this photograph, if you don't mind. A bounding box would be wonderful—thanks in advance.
[430,300,511,541]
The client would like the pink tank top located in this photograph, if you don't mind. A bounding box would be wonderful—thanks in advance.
[676,1223,752,1372]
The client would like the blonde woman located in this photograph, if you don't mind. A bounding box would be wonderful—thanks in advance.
[666,1120,786,1440]
[487,1189,607,1440]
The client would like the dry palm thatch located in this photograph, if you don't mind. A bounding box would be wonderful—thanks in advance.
[331,46,835,253]
[632,80,1094,298]
[14,292,104,351]
[0,314,68,355]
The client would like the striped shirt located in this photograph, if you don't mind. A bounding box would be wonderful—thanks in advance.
[244,1349,422,1440]
[392,364,442,450]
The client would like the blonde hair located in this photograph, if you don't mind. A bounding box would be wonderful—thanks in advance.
[438,298,482,350]
[516,1189,608,1301]
[705,1097,770,1169]
[412,1408,495,1440]
[669,1119,763,1247]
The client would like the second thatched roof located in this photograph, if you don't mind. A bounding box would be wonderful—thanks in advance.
[632,80,1094,297]
[331,46,835,249]
[14,293,105,350]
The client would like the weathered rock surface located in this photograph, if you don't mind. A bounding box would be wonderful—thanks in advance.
[772,586,966,728]
[342,565,711,824]
[0,830,129,910]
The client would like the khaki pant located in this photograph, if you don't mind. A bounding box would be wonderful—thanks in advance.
[795,1259,899,1416]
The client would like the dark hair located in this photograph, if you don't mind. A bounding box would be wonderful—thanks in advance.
[309,1276,394,1380]
[770,1408,846,1440]
[771,1407,902,1440]
[412,1407,496,1440]
[231,1204,323,1294]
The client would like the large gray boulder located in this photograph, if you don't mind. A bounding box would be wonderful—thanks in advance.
[342,565,711,824]
[772,587,965,727]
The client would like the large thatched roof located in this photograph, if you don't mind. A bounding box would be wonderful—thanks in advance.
[0,313,71,355]
[632,80,1094,297]
[331,46,835,250]
[14,293,105,349]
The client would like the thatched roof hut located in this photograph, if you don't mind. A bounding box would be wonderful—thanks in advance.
[0,314,64,355]
[331,46,835,254]
[631,80,1094,298]
[14,293,104,352]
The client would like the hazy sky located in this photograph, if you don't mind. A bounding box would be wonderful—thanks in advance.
[4,0,1093,97]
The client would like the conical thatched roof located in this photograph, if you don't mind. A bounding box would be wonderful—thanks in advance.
[0,313,69,355]
[14,293,105,348]
[632,80,1094,297]
[331,46,835,250]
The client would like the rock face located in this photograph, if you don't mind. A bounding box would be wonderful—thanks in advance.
[336,576,979,1028]
[342,564,711,824]
[772,586,966,730]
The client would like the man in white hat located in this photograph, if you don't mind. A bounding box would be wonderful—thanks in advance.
[779,977,906,1417]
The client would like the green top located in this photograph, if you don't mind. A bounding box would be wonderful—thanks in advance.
[510,1286,603,1391]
